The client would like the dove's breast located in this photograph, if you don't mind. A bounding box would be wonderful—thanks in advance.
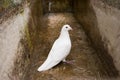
[48,39,70,61]
[54,38,71,60]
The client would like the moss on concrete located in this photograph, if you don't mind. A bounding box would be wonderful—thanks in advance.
[0,0,13,8]
[24,25,33,52]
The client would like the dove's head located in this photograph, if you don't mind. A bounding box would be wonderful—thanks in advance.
[62,24,72,31]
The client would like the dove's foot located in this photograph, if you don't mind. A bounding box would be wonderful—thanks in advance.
[62,59,75,64]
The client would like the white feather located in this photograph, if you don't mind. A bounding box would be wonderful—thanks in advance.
[37,24,72,72]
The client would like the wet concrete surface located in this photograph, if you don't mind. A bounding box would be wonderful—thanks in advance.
[23,13,117,80]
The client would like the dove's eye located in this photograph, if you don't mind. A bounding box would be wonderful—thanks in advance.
[66,27,68,28]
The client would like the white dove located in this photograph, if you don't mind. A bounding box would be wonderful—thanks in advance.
[37,24,72,72]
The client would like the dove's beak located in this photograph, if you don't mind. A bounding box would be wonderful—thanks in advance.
[70,27,73,30]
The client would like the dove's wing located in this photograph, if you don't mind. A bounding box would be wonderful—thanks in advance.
[38,38,71,71]
[49,38,71,60]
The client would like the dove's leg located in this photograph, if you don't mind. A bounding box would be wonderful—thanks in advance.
[62,59,72,64]
[62,59,66,62]
[62,59,74,64]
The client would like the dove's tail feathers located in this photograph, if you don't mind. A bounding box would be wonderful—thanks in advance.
[37,58,60,72]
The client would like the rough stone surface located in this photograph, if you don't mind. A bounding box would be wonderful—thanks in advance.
[93,0,120,74]
[0,6,30,80]
[74,0,120,75]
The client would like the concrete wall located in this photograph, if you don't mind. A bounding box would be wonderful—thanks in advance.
[92,0,120,74]
[73,0,120,76]
[43,0,73,13]
[27,0,43,48]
